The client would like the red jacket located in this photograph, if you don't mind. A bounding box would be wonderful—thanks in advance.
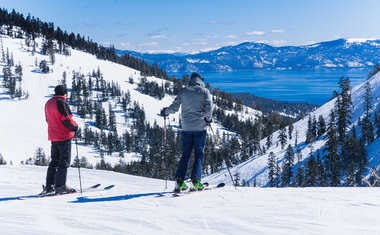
[45,95,78,142]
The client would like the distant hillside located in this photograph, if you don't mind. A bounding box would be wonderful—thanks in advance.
[206,73,380,187]
[231,92,318,117]
[118,39,380,73]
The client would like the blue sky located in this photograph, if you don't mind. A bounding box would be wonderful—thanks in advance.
[1,0,380,53]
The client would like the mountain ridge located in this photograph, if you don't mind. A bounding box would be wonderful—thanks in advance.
[117,38,380,73]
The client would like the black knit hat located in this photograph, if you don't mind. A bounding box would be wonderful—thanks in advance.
[54,85,68,95]
[191,72,204,81]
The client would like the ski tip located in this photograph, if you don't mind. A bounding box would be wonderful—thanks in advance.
[104,185,114,190]
[216,183,225,188]
[203,182,209,187]
[90,184,101,189]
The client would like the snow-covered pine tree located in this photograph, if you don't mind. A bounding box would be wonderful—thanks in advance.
[278,128,287,149]
[267,152,276,187]
[336,77,353,144]
[376,105,380,138]
[281,144,294,187]
[324,110,340,186]
[317,115,326,137]
[360,81,374,145]
[288,120,294,140]
[305,154,319,187]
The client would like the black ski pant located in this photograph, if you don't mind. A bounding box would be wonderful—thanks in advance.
[46,139,72,188]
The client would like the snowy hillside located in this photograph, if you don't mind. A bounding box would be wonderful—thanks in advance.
[0,31,260,166]
[205,73,380,186]
[1,165,379,235]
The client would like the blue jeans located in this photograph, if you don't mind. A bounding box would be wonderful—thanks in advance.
[175,130,207,180]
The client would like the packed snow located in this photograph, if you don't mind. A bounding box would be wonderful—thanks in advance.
[1,165,380,235]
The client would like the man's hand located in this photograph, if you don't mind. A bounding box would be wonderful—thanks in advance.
[160,108,168,117]
[204,117,212,124]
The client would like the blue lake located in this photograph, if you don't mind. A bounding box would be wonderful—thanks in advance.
[172,70,368,105]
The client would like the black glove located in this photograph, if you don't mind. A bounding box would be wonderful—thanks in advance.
[204,117,212,124]
[160,108,168,117]
[73,125,79,132]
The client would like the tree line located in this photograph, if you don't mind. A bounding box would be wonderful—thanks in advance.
[267,76,380,187]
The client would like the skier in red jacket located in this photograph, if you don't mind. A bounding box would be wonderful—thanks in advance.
[41,85,78,195]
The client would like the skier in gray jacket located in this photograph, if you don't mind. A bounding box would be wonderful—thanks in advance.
[161,72,213,191]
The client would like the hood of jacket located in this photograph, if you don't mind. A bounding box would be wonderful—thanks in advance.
[188,76,205,87]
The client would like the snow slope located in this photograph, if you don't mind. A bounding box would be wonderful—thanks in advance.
[0,33,260,166]
[1,165,379,235]
[205,73,380,186]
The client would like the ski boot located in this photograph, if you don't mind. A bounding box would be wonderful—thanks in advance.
[55,185,77,195]
[39,184,55,195]
[191,178,204,191]
[174,178,188,192]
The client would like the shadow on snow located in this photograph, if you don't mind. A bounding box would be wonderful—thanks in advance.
[69,192,164,203]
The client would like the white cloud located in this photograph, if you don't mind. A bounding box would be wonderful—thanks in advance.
[103,41,112,46]
[210,20,217,24]
[226,35,237,39]
[138,42,159,47]
[272,29,285,33]
[118,42,131,50]
[192,38,207,46]
[150,33,166,39]
[246,31,265,36]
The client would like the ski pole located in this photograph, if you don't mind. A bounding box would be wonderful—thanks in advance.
[207,123,237,190]
[74,135,83,194]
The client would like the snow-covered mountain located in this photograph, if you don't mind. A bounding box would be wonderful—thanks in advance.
[0,30,260,166]
[119,38,380,72]
[205,72,380,186]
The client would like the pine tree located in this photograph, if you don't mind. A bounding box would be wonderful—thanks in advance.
[33,147,48,166]
[278,128,287,149]
[311,115,317,139]
[376,105,380,138]
[344,128,367,186]
[305,115,314,144]
[336,77,353,144]
[281,144,295,187]
[108,102,117,132]
[361,81,374,145]
[266,134,273,149]
[267,152,276,187]
[296,165,305,187]
[296,146,302,163]
[317,115,326,137]
[324,110,340,186]
[288,121,294,140]
[275,157,281,187]
[305,155,319,187]
[0,153,6,165]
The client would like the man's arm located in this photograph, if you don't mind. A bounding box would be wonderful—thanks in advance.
[56,98,78,131]
[165,93,181,115]
[204,90,213,121]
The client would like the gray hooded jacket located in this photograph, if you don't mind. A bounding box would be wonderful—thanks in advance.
[165,76,213,131]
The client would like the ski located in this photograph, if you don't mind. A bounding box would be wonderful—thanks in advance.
[38,184,115,198]
[17,184,114,200]
[156,182,210,197]
[172,183,225,197]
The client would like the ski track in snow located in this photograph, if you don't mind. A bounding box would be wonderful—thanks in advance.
[1,165,380,235]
